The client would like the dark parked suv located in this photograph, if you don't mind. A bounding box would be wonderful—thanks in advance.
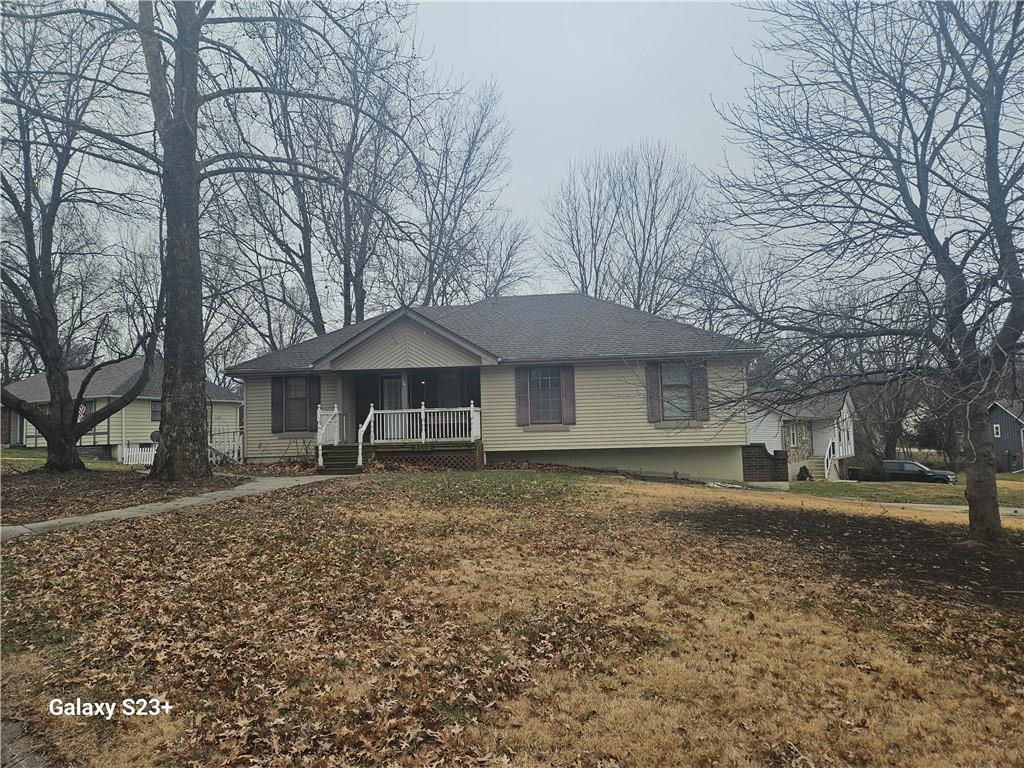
[880,460,958,484]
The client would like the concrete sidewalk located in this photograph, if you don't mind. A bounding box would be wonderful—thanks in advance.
[1,474,339,542]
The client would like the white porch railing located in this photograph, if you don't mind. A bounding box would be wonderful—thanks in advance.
[317,404,340,467]
[356,402,481,467]
[824,438,837,480]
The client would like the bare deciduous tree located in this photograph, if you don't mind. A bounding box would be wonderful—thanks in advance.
[612,141,703,315]
[1,8,162,471]
[542,151,620,300]
[542,141,706,314]
[390,82,511,307]
[714,0,1023,541]
[1,1,435,479]
[471,214,532,298]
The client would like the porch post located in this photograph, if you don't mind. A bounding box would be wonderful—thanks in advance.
[421,401,427,443]
[470,400,481,441]
[357,403,374,467]
[316,404,323,467]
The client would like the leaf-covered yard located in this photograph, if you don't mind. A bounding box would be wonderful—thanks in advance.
[1,469,246,525]
[1,471,1022,766]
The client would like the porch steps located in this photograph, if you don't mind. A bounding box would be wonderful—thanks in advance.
[319,445,373,475]
[802,456,827,480]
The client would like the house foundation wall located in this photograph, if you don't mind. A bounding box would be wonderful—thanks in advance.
[485,446,744,482]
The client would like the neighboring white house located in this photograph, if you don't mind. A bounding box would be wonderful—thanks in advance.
[747,408,786,452]
[747,392,857,480]
[4,357,242,462]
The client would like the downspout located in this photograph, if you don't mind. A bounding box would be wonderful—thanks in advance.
[120,405,126,462]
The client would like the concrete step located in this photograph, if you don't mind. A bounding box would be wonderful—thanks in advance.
[800,458,827,480]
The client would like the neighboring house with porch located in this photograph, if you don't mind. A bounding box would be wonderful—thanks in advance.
[225,293,760,480]
[989,400,1024,472]
[747,392,856,480]
[4,357,242,461]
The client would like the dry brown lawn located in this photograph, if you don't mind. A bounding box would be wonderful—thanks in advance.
[0,469,245,525]
[1,471,1022,767]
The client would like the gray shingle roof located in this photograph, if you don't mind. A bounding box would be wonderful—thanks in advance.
[224,313,391,375]
[226,293,759,375]
[782,393,849,420]
[3,357,241,403]
[993,400,1024,423]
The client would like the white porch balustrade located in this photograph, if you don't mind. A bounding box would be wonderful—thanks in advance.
[350,402,482,467]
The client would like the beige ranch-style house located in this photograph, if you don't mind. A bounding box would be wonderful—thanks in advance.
[226,293,760,480]
[4,357,242,463]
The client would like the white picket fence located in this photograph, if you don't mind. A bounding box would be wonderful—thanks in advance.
[119,430,243,466]
[121,444,157,465]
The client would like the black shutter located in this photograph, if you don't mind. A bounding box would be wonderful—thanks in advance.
[306,375,320,432]
[515,367,530,426]
[560,365,576,425]
[271,377,284,433]
[646,362,662,422]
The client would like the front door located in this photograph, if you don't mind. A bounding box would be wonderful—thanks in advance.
[380,375,404,411]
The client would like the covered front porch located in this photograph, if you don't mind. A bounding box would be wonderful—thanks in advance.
[317,367,482,467]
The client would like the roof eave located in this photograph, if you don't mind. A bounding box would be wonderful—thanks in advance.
[494,347,763,365]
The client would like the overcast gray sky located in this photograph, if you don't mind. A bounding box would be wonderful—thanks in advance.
[412,2,761,227]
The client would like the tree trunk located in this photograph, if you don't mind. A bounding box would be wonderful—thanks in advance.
[37,362,84,470]
[354,274,366,323]
[963,398,1002,542]
[882,430,899,460]
[342,254,353,326]
[149,7,209,481]
[44,429,85,471]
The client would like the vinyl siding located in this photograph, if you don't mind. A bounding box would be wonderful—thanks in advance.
[118,400,238,444]
[329,316,480,370]
[21,399,239,449]
[811,419,833,457]
[23,397,114,448]
[747,410,784,452]
[242,374,341,461]
[480,360,748,452]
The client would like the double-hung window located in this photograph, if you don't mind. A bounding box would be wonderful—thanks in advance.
[284,377,308,432]
[660,362,693,420]
[529,366,562,424]
[151,401,161,422]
